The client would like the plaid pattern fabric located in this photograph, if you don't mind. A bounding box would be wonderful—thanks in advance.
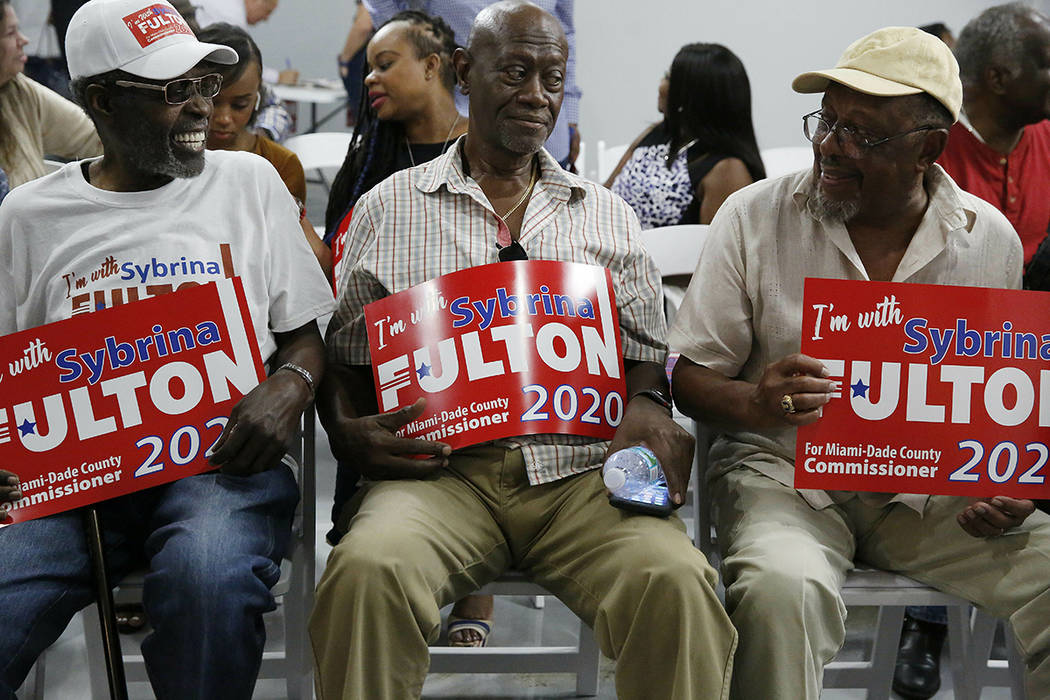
[328,141,666,484]
[255,84,293,143]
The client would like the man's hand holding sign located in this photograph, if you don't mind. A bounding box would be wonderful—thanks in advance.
[0,278,323,524]
[209,321,322,476]
[794,278,1045,536]
[337,259,691,503]
[310,5,737,696]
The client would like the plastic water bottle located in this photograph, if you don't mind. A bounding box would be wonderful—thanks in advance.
[602,446,663,494]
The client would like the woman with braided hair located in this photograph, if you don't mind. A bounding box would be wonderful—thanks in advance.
[324,10,466,281]
[324,10,497,648]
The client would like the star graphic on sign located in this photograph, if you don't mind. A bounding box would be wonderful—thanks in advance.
[416,362,431,379]
[17,419,36,437]
[850,379,870,398]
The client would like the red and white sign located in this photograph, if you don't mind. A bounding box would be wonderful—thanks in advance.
[365,261,627,450]
[796,278,1050,498]
[123,4,192,48]
[0,278,264,525]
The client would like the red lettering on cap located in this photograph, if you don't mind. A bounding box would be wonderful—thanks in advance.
[122,5,192,48]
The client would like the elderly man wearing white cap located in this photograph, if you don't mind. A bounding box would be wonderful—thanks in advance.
[668,27,1050,699]
[0,1,333,697]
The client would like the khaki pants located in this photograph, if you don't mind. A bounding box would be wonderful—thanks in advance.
[310,445,737,700]
[713,466,1050,700]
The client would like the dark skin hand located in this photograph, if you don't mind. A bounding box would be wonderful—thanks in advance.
[209,321,324,476]
[317,363,450,481]
[958,496,1036,538]
[0,470,20,504]
[607,359,694,506]
[673,354,1040,533]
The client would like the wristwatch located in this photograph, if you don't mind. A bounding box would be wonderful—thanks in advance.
[632,386,673,413]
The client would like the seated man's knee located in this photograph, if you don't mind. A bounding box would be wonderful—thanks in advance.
[146,534,282,623]
[725,546,844,622]
[323,531,424,592]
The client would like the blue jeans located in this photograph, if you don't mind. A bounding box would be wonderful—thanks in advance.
[0,466,298,700]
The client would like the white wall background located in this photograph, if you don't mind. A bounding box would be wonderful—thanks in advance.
[251,0,1050,150]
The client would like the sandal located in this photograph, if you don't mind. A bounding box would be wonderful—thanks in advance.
[446,615,492,647]
[114,603,148,634]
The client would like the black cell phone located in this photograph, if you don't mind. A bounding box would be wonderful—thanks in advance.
[608,482,674,517]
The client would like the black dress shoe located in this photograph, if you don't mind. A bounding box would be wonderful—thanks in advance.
[892,613,947,699]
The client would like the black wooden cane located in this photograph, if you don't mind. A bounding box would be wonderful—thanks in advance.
[82,506,129,700]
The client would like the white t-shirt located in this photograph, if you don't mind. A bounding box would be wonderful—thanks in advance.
[0,150,335,362]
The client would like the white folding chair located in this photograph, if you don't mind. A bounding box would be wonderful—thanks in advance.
[284,132,355,193]
[595,140,628,184]
[427,571,601,696]
[639,224,709,326]
[759,145,814,179]
[970,609,1027,699]
[71,409,317,699]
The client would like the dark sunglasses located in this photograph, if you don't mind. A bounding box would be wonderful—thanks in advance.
[114,73,224,105]
[497,240,529,262]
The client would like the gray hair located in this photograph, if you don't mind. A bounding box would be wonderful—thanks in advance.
[956,2,1047,85]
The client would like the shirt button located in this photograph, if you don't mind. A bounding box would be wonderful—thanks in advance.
[1000,158,1008,165]
[1010,196,1017,203]
[1008,176,1013,183]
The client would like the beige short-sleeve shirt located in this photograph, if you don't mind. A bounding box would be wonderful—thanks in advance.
[668,165,1022,512]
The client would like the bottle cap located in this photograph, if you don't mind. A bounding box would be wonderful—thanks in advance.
[603,468,627,491]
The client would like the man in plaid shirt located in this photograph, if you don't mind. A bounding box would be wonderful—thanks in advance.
[309,3,736,699]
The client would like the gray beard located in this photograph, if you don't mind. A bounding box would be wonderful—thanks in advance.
[809,187,861,222]
[123,123,205,179]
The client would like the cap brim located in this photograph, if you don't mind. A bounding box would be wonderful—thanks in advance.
[121,41,238,81]
[792,68,923,98]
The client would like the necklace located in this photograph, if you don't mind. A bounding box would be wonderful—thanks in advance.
[499,160,538,220]
[405,113,461,167]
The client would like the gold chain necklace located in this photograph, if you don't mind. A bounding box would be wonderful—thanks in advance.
[405,114,461,168]
[498,160,538,220]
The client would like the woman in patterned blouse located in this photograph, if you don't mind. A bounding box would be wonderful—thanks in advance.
[606,43,765,230]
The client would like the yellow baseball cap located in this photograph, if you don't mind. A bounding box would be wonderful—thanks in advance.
[792,26,961,122]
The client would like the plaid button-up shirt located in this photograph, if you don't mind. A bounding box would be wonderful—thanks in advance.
[328,140,666,484]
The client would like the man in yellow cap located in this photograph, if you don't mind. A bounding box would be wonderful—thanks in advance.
[668,26,1050,699]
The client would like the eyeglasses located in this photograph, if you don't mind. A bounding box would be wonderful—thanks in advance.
[802,110,937,158]
[497,240,529,262]
[114,73,224,105]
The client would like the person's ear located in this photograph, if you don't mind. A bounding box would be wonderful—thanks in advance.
[423,53,441,80]
[984,63,1011,96]
[452,47,471,95]
[86,83,116,120]
[916,128,949,171]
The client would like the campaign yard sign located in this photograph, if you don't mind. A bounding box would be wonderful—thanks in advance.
[796,278,1050,498]
[0,278,265,525]
[365,261,626,449]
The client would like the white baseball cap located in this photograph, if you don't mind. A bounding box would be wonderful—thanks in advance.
[66,0,238,81]
[792,26,962,122]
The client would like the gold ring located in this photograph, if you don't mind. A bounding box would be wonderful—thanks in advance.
[780,394,796,414]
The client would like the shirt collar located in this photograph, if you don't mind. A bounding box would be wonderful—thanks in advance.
[790,164,977,281]
[415,135,586,204]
